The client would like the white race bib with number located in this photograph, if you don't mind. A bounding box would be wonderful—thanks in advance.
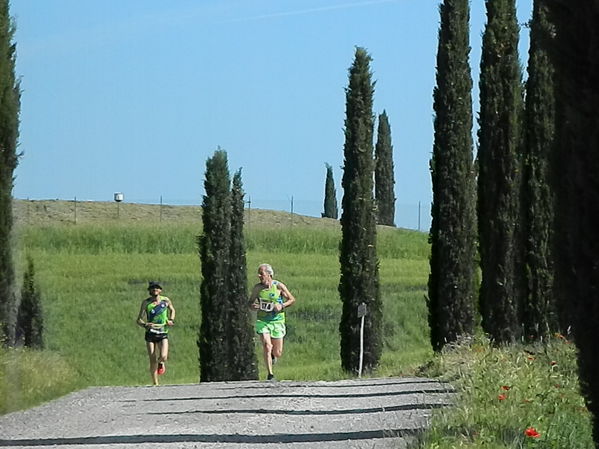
[259,300,274,312]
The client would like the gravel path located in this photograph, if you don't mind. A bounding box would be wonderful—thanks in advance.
[0,377,454,449]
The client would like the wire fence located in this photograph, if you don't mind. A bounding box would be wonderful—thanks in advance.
[14,196,432,231]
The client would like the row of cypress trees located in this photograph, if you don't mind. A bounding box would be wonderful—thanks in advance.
[428,0,559,350]
[322,109,396,228]
[428,0,599,443]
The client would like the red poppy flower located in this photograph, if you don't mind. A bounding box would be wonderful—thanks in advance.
[524,427,541,438]
[498,394,507,401]
[501,385,511,390]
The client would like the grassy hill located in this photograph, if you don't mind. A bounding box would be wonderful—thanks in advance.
[12,198,342,228]
[4,199,432,410]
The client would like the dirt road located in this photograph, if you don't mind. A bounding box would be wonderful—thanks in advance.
[0,377,454,449]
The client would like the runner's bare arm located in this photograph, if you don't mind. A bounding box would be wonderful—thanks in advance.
[275,282,296,312]
[167,298,176,324]
[136,300,149,328]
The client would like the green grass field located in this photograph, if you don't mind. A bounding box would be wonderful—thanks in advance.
[8,202,433,392]
[2,200,594,448]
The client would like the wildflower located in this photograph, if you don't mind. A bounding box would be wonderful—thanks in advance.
[501,385,511,391]
[498,394,507,401]
[524,427,541,438]
[550,360,558,366]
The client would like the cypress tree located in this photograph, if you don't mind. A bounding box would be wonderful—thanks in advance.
[322,163,338,219]
[0,0,20,345]
[428,0,477,351]
[548,0,599,442]
[521,0,558,341]
[338,47,381,374]
[16,256,43,349]
[198,149,232,382]
[477,0,524,344]
[374,110,396,226]
[227,169,258,380]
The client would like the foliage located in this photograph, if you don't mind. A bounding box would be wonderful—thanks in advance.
[549,0,599,443]
[322,163,338,219]
[428,0,477,351]
[477,0,524,344]
[0,0,20,345]
[198,149,232,381]
[374,110,395,226]
[521,0,558,341]
[227,169,258,380]
[0,346,79,414]
[16,256,44,348]
[414,336,593,448]
[339,47,382,374]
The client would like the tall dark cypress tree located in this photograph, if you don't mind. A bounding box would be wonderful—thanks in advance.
[338,47,381,374]
[227,169,258,380]
[428,0,477,351]
[322,163,338,219]
[0,0,20,346]
[374,110,396,226]
[198,149,232,382]
[16,256,43,349]
[521,0,558,341]
[477,0,524,344]
[548,0,599,443]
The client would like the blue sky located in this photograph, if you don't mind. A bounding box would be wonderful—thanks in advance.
[11,0,532,230]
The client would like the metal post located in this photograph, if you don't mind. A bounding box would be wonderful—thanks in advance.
[357,302,367,378]
[418,201,421,231]
[246,196,251,227]
[74,196,77,224]
[160,195,163,222]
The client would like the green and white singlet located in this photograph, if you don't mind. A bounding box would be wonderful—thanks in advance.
[257,281,285,323]
[146,296,170,334]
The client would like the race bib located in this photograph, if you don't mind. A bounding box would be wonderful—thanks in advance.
[259,300,275,312]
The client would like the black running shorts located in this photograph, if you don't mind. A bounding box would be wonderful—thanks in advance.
[145,331,168,343]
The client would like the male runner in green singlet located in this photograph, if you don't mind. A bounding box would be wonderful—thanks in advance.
[136,281,175,386]
[250,263,296,380]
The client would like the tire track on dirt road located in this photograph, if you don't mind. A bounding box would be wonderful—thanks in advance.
[0,377,454,449]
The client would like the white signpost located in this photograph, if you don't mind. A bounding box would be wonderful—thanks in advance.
[357,302,367,378]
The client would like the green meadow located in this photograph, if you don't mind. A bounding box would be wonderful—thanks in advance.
[7,208,432,391]
[1,201,593,448]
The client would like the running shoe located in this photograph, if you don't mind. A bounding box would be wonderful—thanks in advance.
[272,354,278,365]
[157,362,166,375]
[267,373,275,381]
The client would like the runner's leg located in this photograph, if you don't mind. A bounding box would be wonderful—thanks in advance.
[146,341,159,385]
[272,337,284,359]
[260,332,274,376]
[158,338,169,364]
